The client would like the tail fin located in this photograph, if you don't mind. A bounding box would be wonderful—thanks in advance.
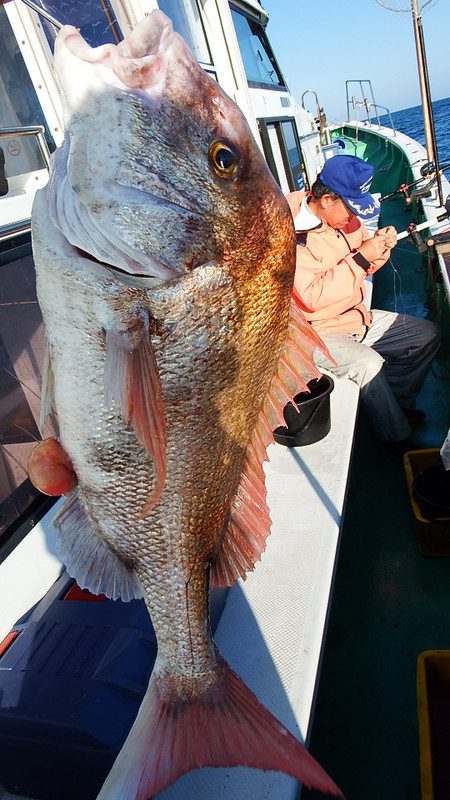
[96,656,343,799]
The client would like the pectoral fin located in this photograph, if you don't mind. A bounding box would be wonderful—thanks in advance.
[39,339,57,435]
[104,320,167,516]
[211,297,329,588]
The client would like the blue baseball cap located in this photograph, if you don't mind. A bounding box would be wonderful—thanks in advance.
[319,155,380,218]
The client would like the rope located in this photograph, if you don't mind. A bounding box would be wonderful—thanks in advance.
[373,0,438,12]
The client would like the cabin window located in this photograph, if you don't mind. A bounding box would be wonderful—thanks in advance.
[0,7,55,152]
[230,6,285,89]
[157,0,212,66]
[258,118,307,193]
[279,120,306,191]
[37,0,122,50]
[0,244,58,553]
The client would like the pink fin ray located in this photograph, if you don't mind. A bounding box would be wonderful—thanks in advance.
[54,491,144,601]
[96,657,343,799]
[210,441,270,589]
[104,326,166,516]
[211,297,329,589]
[39,339,56,435]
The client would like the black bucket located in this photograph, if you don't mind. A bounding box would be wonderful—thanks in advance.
[412,463,450,520]
[273,374,334,447]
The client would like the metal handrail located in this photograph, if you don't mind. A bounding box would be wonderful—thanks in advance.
[0,125,51,171]
[345,80,396,137]
[369,104,396,134]
[346,80,377,123]
[0,219,32,242]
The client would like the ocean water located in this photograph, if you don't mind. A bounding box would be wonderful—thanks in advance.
[379,96,450,166]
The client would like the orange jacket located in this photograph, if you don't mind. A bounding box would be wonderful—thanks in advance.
[286,191,387,335]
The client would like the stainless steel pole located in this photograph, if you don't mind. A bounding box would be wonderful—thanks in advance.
[19,0,63,29]
[411,0,433,161]
[411,0,443,207]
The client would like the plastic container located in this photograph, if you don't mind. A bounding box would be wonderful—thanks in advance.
[403,449,450,556]
[417,650,450,800]
[273,374,334,447]
[0,572,228,800]
[412,464,450,519]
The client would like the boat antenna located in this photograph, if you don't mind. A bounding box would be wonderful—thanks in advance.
[373,0,444,208]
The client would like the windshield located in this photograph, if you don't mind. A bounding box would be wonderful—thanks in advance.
[230,6,285,88]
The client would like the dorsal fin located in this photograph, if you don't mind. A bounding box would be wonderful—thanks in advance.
[210,298,326,589]
[104,322,167,517]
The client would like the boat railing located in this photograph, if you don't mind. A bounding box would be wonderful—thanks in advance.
[370,103,396,134]
[0,125,51,242]
[345,79,396,135]
[0,218,34,242]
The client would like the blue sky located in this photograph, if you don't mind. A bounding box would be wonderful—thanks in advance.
[261,0,449,122]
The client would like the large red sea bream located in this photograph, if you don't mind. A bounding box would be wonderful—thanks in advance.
[29,10,342,800]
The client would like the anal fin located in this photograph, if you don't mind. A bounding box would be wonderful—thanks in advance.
[53,491,144,602]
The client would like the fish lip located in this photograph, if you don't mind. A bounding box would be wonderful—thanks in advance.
[56,13,175,91]
[57,25,115,65]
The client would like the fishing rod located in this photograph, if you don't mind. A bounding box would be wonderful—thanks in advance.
[380,163,450,203]
[395,194,450,254]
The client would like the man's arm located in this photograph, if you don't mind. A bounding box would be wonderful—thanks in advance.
[293,244,370,313]
[358,226,397,274]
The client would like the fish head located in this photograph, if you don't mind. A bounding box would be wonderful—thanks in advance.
[49,10,294,285]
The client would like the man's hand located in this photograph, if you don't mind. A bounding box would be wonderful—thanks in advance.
[357,232,391,262]
[378,225,397,248]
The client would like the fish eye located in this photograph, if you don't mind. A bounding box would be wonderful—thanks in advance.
[208,140,239,179]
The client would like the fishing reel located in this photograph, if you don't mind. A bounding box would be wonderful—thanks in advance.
[397,194,450,254]
[381,160,450,207]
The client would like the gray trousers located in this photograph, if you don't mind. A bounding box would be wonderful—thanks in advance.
[314,310,440,442]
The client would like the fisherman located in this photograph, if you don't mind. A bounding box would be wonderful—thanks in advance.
[287,154,440,459]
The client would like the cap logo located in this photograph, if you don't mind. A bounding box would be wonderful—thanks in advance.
[347,198,379,217]
[359,178,372,194]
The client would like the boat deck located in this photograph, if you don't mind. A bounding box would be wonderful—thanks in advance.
[303,196,450,800]
[1,177,449,800]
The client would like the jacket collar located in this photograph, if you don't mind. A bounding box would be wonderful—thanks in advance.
[293,195,322,233]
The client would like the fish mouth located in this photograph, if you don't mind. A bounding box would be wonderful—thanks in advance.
[56,10,176,92]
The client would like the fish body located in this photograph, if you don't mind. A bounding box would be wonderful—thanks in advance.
[31,11,341,799]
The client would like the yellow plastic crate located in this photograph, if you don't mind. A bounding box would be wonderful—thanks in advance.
[417,650,450,800]
[403,449,450,556]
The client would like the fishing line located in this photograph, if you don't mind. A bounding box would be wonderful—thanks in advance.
[0,444,28,476]
[13,423,40,442]
[2,366,41,400]
[386,255,408,325]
